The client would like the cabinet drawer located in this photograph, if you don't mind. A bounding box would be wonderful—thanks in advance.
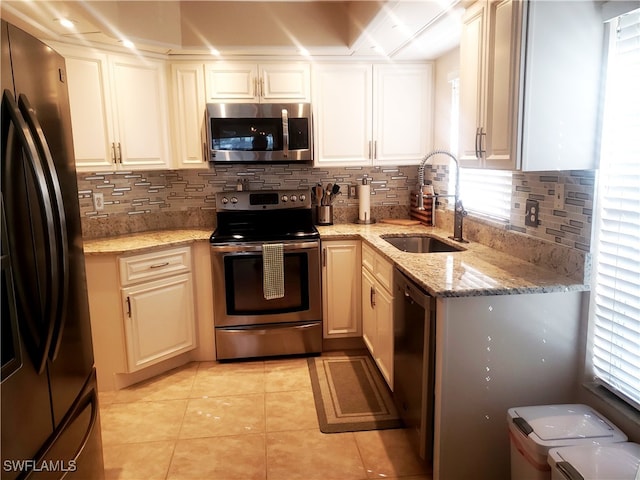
[362,243,393,292]
[119,246,192,286]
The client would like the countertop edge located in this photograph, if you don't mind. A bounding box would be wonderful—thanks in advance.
[82,226,589,297]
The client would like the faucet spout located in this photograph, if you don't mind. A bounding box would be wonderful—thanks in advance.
[417,149,467,243]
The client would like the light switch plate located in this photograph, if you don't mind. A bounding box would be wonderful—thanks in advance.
[93,192,104,211]
[554,184,565,210]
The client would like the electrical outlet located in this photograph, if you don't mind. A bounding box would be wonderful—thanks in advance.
[525,199,539,227]
[349,185,357,199]
[93,192,104,211]
[554,184,565,210]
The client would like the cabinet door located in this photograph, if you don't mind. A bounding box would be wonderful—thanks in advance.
[260,63,310,102]
[373,64,433,165]
[361,268,377,355]
[483,0,522,170]
[110,55,171,169]
[459,0,486,168]
[204,63,258,102]
[64,51,116,171]
[171,63,207,169]
[322,241,361,338]
[313,64,372,166]
[374,284,394,390]
[122,273,196,372]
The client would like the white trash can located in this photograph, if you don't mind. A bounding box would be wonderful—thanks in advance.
[548,442,640,480]
[507,404,628,480]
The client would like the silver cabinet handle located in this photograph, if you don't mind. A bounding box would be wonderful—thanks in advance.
[282,108,289,159]
[370,286,376,307]
[149,262,170,269]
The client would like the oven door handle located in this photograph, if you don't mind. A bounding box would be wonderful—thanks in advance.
[210,241,319,253]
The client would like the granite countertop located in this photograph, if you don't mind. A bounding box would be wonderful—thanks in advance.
[83,228,213,255]
[82,224,588,297]
[318,223,588,297]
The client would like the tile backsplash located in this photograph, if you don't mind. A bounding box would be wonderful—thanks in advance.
[77,165,595,256]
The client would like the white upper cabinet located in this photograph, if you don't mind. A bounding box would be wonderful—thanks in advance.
[313,63,433,167]
[459,0,523,170]
[459,0,604,171]
[204,62,311,103]
[170,63,208,169]
[313,64,373,166]
[57,44,172,171]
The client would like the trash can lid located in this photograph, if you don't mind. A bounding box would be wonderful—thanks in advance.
[548,442,640,480]
[507,404,627,453]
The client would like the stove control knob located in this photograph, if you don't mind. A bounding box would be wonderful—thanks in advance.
[230,197,238,204]
[221,197,229,204]
[291,195,298,202]
[299,194,306,202]
[281,195,288,202]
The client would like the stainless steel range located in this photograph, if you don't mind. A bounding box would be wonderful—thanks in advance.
[210,189,322,360]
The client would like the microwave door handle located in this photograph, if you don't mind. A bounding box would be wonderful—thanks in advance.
[18,94,69,362]
[281,108,289,159]
[1,90,56,375]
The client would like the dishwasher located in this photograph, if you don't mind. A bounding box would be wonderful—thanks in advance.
[393,267,436,464]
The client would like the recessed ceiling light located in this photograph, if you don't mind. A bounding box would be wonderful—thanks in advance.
[57,18,75,30]
[209,47,220,56]
[298,47,310,57]
[121,39,135,49]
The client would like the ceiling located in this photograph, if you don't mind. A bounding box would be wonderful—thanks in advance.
[1,1,464,60]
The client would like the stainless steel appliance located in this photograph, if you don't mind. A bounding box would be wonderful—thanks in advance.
[210,189,322,360]
[206,103,312,163]
[393,267,435,464]
[1,21,104,479]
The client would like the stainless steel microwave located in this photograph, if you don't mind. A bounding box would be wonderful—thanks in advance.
[206,103,313,163]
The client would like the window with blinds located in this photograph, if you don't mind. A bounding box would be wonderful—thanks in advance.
[458,169,512,221]
[589,7,640,409]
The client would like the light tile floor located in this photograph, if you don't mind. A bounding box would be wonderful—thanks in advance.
[99,357,433,480]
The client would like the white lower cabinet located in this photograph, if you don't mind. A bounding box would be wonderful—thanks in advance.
[122,274,196,372]
[119,246,196,372]
[361,243,394,389]
[85,245,198,390]
[322,240,362,338]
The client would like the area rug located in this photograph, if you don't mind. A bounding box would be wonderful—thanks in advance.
[307,353,403,433]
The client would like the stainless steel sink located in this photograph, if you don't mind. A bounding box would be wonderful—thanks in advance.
[381,235,464,253]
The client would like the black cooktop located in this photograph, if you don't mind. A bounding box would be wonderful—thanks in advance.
[210,209,319,244]
[209,189,319,244]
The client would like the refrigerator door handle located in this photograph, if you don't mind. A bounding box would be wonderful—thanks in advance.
[18,94,69,362]
[1,89,58,374]
[29,382,99,477]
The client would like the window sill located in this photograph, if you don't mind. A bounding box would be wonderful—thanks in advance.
[582,382,640,430]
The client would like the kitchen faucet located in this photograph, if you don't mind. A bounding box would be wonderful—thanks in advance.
[417,149,467,243]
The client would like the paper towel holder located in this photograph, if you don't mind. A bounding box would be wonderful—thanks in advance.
[354,177,376,224]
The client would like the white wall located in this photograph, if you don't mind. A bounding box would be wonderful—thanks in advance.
[432,47,459,150]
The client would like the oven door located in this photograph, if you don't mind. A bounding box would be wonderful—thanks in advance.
[210,240,321,327]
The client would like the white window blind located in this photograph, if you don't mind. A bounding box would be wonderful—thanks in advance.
[458,169,512,221]
[590,8,640,409]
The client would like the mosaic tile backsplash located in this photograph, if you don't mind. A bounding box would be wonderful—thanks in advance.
[77,164,595,255]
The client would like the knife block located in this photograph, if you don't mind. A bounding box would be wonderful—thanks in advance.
[409,191,434,226]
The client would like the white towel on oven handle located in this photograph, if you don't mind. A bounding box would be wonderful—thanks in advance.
[262,243,285,300]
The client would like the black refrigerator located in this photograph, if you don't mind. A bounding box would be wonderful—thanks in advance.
[1,21,104,479]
